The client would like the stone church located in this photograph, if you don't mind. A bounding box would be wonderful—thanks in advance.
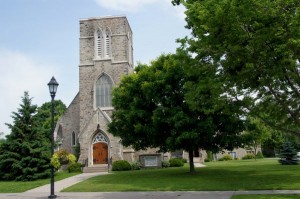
[54,16,257,171]
[54,16,160,172]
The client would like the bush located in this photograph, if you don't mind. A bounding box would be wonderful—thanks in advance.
[219,154,233,161]
[204,158,211,162]
[177,157,188,163]
[162,160,170,168]
[67,162,83,173]
[256,151,264,159]
[112,160,131,171]
[131,161,141,170]
[73,144,80,161]
[242,153,255,160]
[169,158,184,167]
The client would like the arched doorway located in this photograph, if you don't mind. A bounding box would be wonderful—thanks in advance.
[92,133,109,164]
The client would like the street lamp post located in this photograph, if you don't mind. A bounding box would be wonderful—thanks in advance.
[48,76,59,199]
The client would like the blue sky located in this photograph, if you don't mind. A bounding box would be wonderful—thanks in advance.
[0,0,190,136]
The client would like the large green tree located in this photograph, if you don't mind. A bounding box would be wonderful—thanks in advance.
[109,51,244,173]
[35,100,66,141]
[242,117,273,159]
[0,132,5,146]
[0,92,51,181]
[172,0,300,136]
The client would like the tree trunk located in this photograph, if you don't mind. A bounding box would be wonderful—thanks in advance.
[188,150,195,173]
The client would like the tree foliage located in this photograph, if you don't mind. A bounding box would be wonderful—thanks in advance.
[109,51,244,172]
[278,141,298,165]
[0,92,50,181]
[0,132,4,146]
[173,0,300,136]
[35,100,66,141]
[242,117,271,159]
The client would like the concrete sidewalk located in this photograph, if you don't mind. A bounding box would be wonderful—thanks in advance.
[25,172,109,193]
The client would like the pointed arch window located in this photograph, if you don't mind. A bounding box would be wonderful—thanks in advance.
[95,27,111,59]
[105,28,111,58]
[96,29,103,58]
[95,74,113,107]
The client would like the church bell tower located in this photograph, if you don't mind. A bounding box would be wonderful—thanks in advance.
[78,16,134,165]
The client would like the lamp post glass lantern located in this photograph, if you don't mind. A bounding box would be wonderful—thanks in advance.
[48,76,58,199]
[48,77,59,98]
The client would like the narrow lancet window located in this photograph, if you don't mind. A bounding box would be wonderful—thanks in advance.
[96,29,103,58]
[96,74,113,107]
[71,132,76,146]
[105,28,111,57]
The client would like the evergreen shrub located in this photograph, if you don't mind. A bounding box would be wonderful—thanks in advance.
[169,158,184,167]
[112,160,131,171]
[0,92,51,181]
[278,141,298,165]
[73,144,80,161]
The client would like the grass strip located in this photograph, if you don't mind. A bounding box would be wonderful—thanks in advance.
[63,159,300,192]
[0,171,80,193]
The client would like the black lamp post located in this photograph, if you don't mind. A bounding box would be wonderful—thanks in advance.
[47,76,58,199]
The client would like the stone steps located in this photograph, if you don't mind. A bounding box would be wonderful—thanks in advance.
[83,165,108,173]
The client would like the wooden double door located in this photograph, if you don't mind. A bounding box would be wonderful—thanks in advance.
[93,142,108,164]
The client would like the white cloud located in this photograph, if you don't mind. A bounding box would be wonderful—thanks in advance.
[171,2,186,21]
[94,0,159,12]
[0,49,58,136]
[94,0,186,21]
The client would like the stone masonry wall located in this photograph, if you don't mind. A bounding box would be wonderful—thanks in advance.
[55,93,80,153]
[78,16,133,164]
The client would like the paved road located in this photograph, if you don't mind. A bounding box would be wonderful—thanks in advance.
[0,191,234,199]
[2,190,300,199]
[0,171,300,199]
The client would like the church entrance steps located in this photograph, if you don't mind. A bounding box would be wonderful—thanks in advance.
[83,164,108,173]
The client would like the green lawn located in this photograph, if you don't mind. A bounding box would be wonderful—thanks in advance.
[0,171,80,193]
[232,195,300,199]
[63,159,300,192]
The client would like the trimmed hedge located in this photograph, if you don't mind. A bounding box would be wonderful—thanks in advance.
[112,160,131,171]
[242,153,255,160]
[67,162,83,173]
[219,154,233,161]
[169,158,184,167]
